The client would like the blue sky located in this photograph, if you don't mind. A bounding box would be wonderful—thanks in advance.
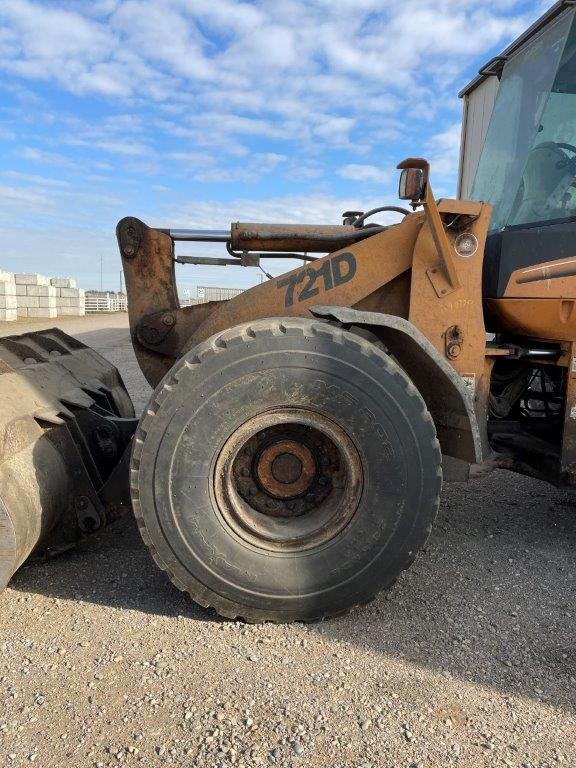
[0,0,547,293]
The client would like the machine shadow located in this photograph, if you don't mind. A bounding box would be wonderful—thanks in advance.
[11,513,214,623]
[10,465,576,709]
[308,469,576,713]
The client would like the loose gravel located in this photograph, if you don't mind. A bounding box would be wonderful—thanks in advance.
[0,315,574,768]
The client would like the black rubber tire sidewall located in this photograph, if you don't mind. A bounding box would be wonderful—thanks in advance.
[132,318,441,621]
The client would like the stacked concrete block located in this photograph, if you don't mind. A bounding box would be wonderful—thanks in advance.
[15,273,57,318]
[51,277,76,289]
[51,277,86,316]
[0,271,17,321]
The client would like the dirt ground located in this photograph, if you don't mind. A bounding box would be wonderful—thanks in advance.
[0,314,575,768]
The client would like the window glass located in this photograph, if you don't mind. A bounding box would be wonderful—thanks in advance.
[470,11,574,231]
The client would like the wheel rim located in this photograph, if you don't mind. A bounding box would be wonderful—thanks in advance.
[214,408,363,552]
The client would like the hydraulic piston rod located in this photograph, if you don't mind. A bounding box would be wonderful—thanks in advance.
[161,223,386,253]
[164,229,230,242]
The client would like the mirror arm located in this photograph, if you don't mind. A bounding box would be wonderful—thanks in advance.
[422,182,461,290]
[397,157,460,291]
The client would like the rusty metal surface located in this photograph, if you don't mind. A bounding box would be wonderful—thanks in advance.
[116,217,180,386]
[230,222,385,253]
[255,440,316,499]
[117,191,491,466]
[311,306,483,464]
[135,301,227,356]
[117,163,576,487]
[118,196,492,383]
[117,213,423,387]
[0,328,136,591]
[185,216,423,353]
[410,200,489,364]
[216,409,362,550]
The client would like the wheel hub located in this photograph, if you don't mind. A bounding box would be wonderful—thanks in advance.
[256,440,316,499]
[214,408,363,552]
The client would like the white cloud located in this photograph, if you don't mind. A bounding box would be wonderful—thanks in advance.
[0,175,125,226]
[0,183,53,208]
[337,164,389,184]
[0,0,545,288]
[20,146,78,167]
[0,0,113,88]
[76,139,152,157]
[427,122,463,183]
[0,1,535,121]
[165,190,404,231]
[110,1,216,81]
[1,170,71,187]
[0,0,541,209]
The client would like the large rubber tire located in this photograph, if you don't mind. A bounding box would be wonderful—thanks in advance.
[132,318,441,622]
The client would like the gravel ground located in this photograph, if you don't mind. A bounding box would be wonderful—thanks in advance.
[0,315,575,768]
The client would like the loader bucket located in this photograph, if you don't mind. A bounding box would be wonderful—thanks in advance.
[0,328,137,591]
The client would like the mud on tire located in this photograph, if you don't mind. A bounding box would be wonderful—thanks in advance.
[131,318,442,622]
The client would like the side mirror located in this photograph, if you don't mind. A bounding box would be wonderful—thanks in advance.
[398,167,425,201]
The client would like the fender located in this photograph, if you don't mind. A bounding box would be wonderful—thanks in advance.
[311,305,484,467]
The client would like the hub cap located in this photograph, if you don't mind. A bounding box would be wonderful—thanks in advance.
[256,440,316,500]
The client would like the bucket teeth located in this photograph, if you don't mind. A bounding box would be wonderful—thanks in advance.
[33,409,67,426]
[60,387,95,409]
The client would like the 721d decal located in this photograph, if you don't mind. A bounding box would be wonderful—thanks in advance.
[277,252,357,308]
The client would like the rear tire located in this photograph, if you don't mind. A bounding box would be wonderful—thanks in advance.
[132,318,441,622]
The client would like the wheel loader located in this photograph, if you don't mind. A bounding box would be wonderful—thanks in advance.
[2,1,576,622]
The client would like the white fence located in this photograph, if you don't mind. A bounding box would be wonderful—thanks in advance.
[85,293,128,313]
[85,287,241,313]
[180,286,244,306]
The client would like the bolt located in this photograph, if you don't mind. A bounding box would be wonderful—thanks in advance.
[318,476,329,487]
[76,496,88,510]
[248,485,258,496]
[162,313,175,327]
[241,467,250,477]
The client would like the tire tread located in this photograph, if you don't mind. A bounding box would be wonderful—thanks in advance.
[132,317,442,623]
